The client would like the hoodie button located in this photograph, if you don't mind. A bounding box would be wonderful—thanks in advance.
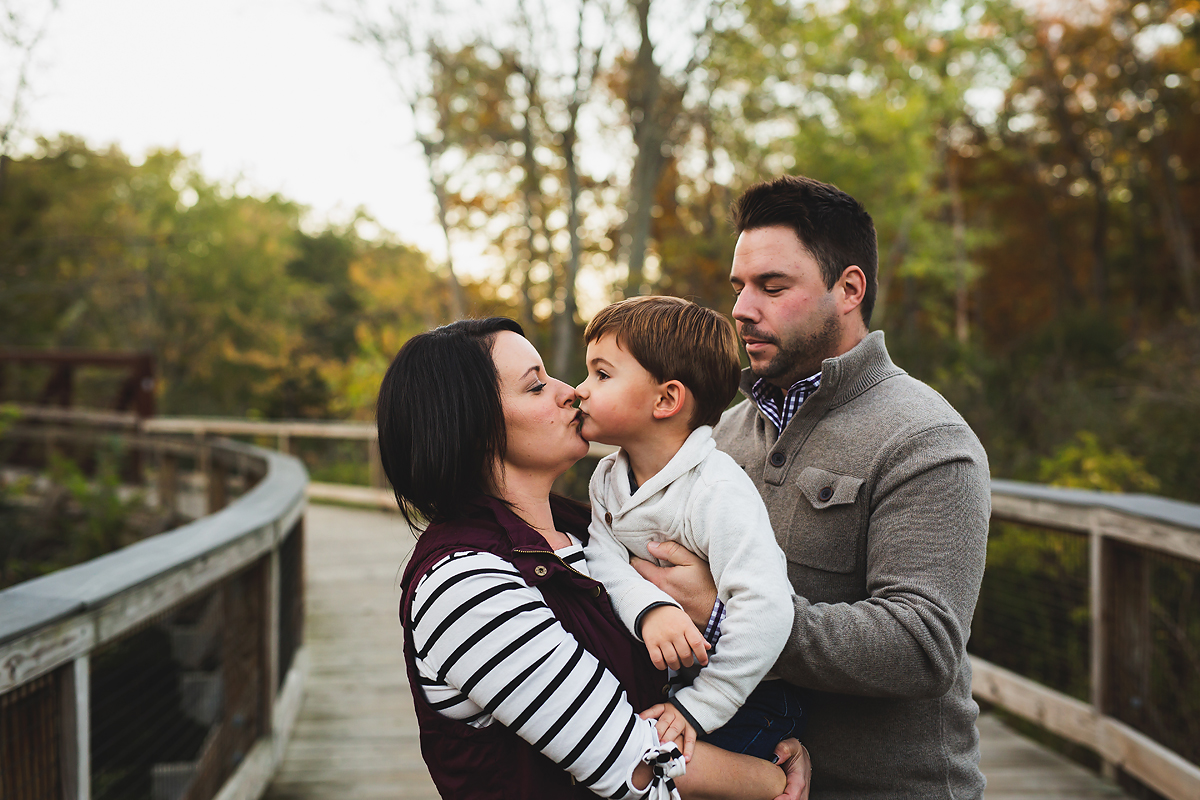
[604,512,613,525]
[534,565,548,577]
[770,452,786,467]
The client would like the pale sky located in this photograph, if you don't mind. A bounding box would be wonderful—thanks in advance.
[25,0,453,260]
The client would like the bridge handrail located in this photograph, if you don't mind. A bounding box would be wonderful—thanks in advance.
[0,440,305,657]
[0,423,309,800]
[981,479,1200,800]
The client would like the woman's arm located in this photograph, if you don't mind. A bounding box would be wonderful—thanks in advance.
[411,551,798,800]
[411,550,675,798]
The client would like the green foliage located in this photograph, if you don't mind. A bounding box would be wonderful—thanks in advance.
[0,445,155,589]
[1039,431,1162,493]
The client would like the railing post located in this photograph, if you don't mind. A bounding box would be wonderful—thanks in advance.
[1089,529,1115,779]
[60,656,90,800]
[265,542,281,727]
[277,432,289,455]
[368,436,385,489]
[207,450,228,513]
[157,450,178,518]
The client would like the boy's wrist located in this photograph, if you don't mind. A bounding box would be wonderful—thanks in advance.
[634,601,677,640]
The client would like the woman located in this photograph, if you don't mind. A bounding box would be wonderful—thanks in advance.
[377,317,810,800]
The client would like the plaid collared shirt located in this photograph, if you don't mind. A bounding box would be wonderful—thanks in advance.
[750,372,822,438]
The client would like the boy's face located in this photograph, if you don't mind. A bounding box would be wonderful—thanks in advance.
[575,335,662,447]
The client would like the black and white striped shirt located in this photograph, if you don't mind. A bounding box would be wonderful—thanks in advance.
[409,544,682,799]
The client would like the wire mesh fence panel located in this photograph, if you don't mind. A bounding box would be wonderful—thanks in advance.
[1127,547,1200,766]
[90,594,219,800]
[969,521,1091,701]
[0,667,64,800]
[278,520,304,688]
[90,557,269,800]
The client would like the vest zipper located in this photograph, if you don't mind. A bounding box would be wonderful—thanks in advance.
[512,547,593,582]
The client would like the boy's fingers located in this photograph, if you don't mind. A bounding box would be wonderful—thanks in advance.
[686,630,709,666]
[682,724,697,762]
[639,704,665,720]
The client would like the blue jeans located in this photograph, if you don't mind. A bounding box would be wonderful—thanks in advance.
[701,680,808,761]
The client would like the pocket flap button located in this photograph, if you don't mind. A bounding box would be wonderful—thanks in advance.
[534,565,548,577]
[818,486,834,502]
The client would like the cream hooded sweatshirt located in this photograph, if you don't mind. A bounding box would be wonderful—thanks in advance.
[585,425,794,734]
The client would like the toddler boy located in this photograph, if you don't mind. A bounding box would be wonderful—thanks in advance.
[575,295,803,761]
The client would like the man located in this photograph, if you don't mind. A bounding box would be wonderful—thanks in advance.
[635,175,990,799]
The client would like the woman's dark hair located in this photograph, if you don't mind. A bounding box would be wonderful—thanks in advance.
[376,317,524,530]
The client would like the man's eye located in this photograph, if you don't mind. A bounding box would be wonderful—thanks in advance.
[764,286,784,295]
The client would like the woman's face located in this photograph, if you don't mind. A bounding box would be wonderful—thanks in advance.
[491,330,588,482]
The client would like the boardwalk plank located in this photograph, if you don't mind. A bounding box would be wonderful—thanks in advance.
[265,504,1130,800]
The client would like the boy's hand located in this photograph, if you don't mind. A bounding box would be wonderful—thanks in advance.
[642,605,710,670]
[639,702,699,762]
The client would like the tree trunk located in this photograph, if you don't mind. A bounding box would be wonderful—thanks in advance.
[423,137,466,320]
[1153,138,1198,312]
[947,153,970,344]
[622,0,667,297]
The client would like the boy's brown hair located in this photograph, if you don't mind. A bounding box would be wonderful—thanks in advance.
[584,296,741,429]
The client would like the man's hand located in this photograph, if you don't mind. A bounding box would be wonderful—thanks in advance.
[773,739,812,800]
[639,702,699,762]
[631,540,718,628]
[641,605,710,670]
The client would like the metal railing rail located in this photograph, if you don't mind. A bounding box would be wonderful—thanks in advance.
[979,479,1200,800]
[0,419,309,800]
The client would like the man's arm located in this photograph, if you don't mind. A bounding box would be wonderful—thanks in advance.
[638,425,989,700]
[773,425,989,698]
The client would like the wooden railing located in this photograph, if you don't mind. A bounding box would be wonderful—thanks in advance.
[0,414,308,800]
[4,409,1197,799]
[979,480,1200,800]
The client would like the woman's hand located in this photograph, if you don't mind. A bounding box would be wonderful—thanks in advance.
[772,739,812,800]
[631,540,719,628]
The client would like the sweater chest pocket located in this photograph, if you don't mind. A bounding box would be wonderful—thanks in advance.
[787,467,865,574]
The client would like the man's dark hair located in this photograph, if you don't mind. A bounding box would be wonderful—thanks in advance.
[376,317,523,530]
[731,175,879,326]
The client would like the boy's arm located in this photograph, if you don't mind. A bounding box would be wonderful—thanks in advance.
[584,511,684,636]
[667,471,795,734]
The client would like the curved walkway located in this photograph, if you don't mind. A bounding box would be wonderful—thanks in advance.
[264,504,1126,799]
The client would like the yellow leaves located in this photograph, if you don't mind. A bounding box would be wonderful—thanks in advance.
[1039,431,1162,494]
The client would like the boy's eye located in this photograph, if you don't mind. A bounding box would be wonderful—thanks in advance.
[597,371,609,380]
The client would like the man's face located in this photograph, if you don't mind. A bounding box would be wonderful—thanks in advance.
[730,225,841,388]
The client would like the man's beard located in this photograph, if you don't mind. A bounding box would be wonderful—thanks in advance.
[746,308,840,387]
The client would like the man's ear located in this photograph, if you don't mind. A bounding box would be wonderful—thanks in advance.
[652,380,688,420]
[836,265,867,317]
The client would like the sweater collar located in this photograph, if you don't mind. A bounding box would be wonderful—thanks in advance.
[738,330,903,418]
[610,425,716,514]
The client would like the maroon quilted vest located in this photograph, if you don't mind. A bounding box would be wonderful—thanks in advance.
[399,495,667,799]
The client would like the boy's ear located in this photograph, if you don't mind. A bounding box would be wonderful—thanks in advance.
[652,380,688,421]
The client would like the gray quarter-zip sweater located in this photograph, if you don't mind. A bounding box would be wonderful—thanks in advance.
[715,331,989,800]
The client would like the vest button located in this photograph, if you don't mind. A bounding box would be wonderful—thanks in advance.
[534,565,548,577]
[770,452,786,467]
[592,586,602,598]
[604,512,613,525]
[818,486,834,502]
[662,684,671,696]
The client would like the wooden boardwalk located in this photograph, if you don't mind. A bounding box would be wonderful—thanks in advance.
[264,504,1127,800]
